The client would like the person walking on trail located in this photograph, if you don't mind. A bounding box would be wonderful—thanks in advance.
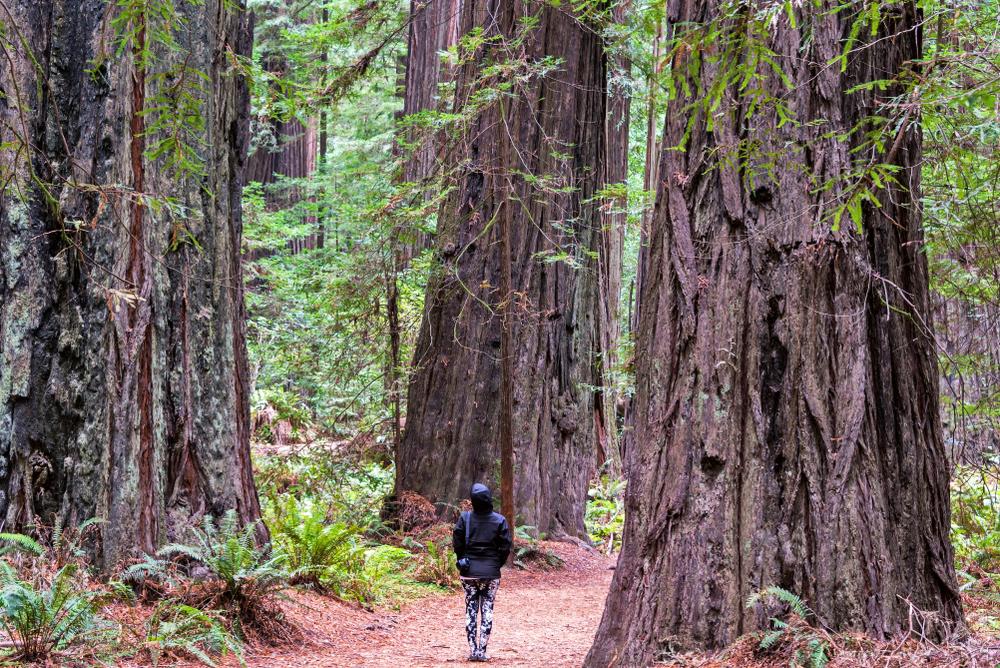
[453,483,512,662]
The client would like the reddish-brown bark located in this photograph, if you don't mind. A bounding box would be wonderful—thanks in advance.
[0,0,263,566]
[587,2,963,663]
[395,1,621,537]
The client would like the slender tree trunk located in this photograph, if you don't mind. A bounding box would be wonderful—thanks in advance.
[395,0,614,537]
[498,99,515,527]
[245,3,318,254]
[621,12,663,469]
[587,1,962,662]
[0,0,262,566]
[633,11,663,336]
[594,0,630,473]
[246,117,316,186]
[317,7,329,250]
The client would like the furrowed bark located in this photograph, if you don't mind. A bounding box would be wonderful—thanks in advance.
[0,0,263,567]
[395,0,616,537]
[587,1,963,662]
[400,0,462,191]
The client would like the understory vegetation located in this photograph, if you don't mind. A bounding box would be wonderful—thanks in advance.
[0,448,594,665]
[0,460,994,666]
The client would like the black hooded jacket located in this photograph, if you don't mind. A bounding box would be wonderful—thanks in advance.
[452,484,512,579]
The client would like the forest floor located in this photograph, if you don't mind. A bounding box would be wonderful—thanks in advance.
[137,536,1000,668]
[238,541,614,667]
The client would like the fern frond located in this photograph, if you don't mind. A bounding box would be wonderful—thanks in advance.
[0,532,45,557]
[759,628,784,650]
[746,585,812,618]
[157,543,205,562]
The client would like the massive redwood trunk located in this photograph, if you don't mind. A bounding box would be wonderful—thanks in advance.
[0,0,262,566]
[395,1,617,537]
[587,1,963,662]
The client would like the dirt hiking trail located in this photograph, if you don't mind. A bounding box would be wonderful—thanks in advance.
[245,543,613,667]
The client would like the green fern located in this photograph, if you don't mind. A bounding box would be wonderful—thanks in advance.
[266,496,434,603]
[268,496,361,590]
[808,638,830,668]
[154,510,289,605]
[759,628,784,650]
[746,586,830,668]
[0,561,115,661]
[122,554,175,586]
[2,517,106,566]
[144,600,242,667]
[51,516,64,555]
[515,524,539,542]
[746,585,812,618]
[0,532,45,557]
[404,537,459,589]
[124,510,290,639]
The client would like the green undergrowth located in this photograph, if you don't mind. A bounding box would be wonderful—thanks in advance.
[0,452,996,666]
[0,520,120,665]
[511,525,565,570]
[951,459,1000,633]
[0,514,275,666]
[586,474,626,553]
[746,587,831,668]
[255,451,459,608]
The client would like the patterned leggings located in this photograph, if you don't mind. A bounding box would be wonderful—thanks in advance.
[462,578,500,655]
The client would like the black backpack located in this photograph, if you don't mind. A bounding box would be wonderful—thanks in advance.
[456,511,472,576]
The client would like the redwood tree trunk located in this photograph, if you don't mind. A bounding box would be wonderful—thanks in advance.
[396,0,614,537]
[400,0,463,192]
[387,0,465,458]
[594,0,630,472]
[0,0,262,566]
[246,3,319,254]
[587,1,963,662]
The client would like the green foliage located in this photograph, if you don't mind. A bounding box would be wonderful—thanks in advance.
[123,511,290,640]
[144,600,242,667]
[920,0,1000,461]
[245,0,425,443]
[267,495,365,592]
[586,475,626,552]
[247,235,427,441]
[261,459,449,605]
[107,0,209,179]
[0,517,104,571]
[346,544,420,606]
[746,586,830,668]
[401,535,460,589]
[156,512,288,605]
[512,525,564,571]
[256,455,394,531]
[952,462,1000,572]
[0,562,115,662]
[0,533,44,558]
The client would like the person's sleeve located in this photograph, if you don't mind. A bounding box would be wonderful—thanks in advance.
[453,514,466,558]
[496,517,512,566]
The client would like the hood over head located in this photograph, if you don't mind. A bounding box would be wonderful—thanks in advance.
[470,483,494,514]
